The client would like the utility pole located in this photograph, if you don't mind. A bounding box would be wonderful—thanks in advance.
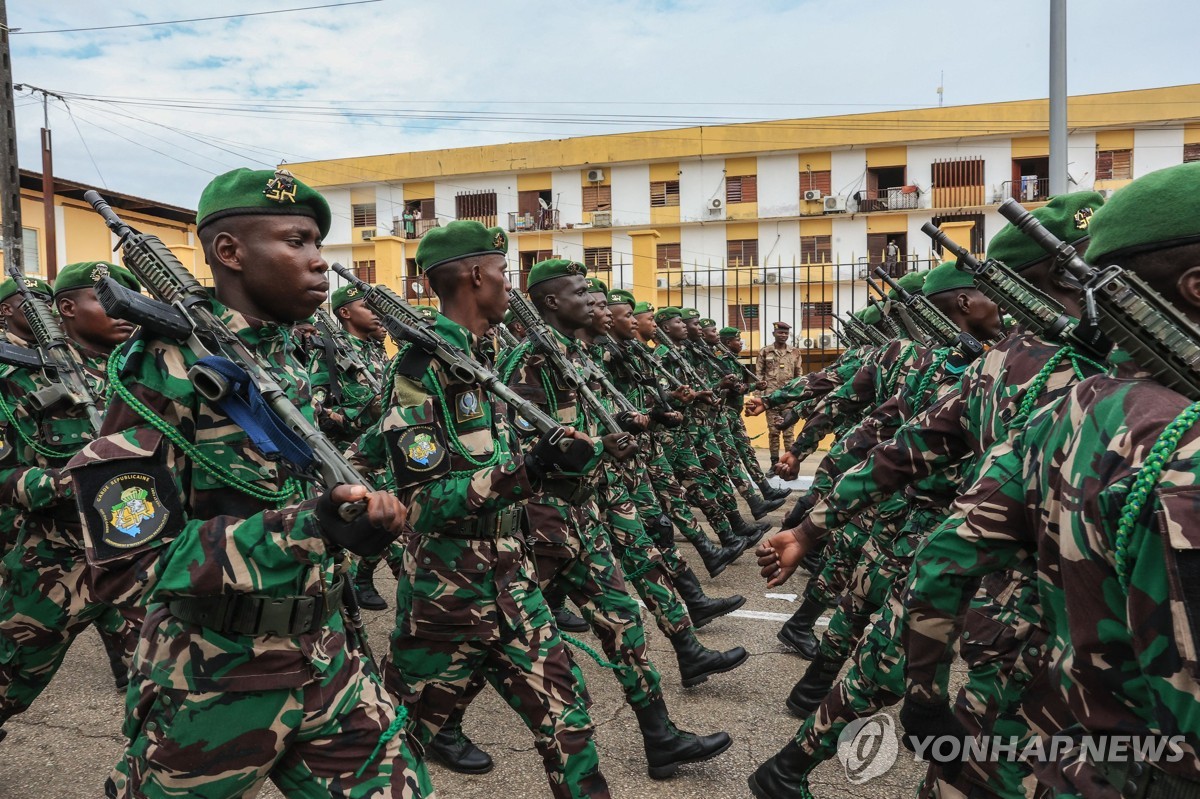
[0,0,26,280]
[15,84,61,279]
[1049,0,1068,196]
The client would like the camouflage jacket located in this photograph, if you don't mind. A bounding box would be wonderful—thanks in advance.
[66,300,352,693]
[309,329,387,449]
[765,347,868,411]
[0,336,108,547]
[794,327,1103,547]
[348,314,544,642]
[757,343,803,392]
[908,357,1200,788]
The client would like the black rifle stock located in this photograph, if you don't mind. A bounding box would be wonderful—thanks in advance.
[873,268,986,359]
[84,190,371,500]
[997,198,1200,398]
[865,275,932,346]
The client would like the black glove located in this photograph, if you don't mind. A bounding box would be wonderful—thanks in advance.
[899,695,969,783]
[524,428,595,482]
[617,410,647,434]
[314,491,399,558]
[648,513,673,547]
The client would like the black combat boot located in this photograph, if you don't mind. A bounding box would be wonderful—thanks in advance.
[748,740,819,799]
[673,567,745,628]
[99,632,130,692]
[747,491,786,520]
[689,533,743,577]
[427,710,494,775]
[786,651,843,717]
[353,565,388,612]
[545,584,589,633]
[776,595,825,659]
[633,696,733,779]
[800,550,824,575]
[668,628,749,687]
[758,477,792,500]
[727,511,770,544]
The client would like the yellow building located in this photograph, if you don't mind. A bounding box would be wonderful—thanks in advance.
[13,168,202,283]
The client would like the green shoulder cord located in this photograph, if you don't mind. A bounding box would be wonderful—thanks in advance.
[882,342,917,401]
[1114,400,1200,592]
[909,349,950,415]
[560,632,621,670]
[106,342,300,505]
[0,388,77,460]
[1011,345,1108,429]
[355,705,408,779]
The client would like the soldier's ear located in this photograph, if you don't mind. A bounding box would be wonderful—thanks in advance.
[56,295,77,320]
[1176,266,1200,316]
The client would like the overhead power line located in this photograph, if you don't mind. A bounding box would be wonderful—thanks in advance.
[12,1,382,35]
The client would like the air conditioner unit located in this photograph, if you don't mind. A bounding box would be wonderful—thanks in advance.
[655,277,670,289]
[801,336,817,348]
[360,229,376,241]
[709,198,724,210]
[586,169,605,182]
[591,211,612,228]
[803,189,823,201]
[823,195,847,213]
[818,334,835,348]
[765,271,781,285]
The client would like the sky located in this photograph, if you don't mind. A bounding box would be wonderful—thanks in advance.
[8,0,1199,210]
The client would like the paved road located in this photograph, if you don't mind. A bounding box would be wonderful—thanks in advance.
[0,458,949,798]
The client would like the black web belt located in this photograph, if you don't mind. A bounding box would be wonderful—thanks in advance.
[167,575,346,637]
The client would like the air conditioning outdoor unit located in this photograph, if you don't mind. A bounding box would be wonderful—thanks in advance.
[764,271,781,284]
[803,189,824,201]
[709,198,724,210]
[823,195,847,213]
[586,169,605,182]
[360,229,376,241]
[801,336,817,348]
[655,277,669,289]
[819,334,835,348]
[591,211,612,228]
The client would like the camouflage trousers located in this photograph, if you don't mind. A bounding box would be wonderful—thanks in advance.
[0,527,142,719]
[659,427,736,538]
[641,440,716,558]
[386,565,607,799]
[532,508,663,710]
[723,407,767,484]
[817,532,903,663]
[765,409,796,463]
[687,417,749,510]
[110,647,433,799]
[598,474,691,638]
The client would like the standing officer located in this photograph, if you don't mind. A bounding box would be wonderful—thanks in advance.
[757,321,803,466]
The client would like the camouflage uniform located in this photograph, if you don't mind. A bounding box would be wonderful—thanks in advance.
[67,301,430,798]
[310,329,388,450]
[756,341,804,462]
[0,336,143,725]
[349,316,609,799]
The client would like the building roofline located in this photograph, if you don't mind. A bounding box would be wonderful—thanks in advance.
[288,83,1200,189]
[21,168,196,225]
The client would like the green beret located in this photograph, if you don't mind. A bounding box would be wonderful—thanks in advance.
[654,306,683,323]
[633,301,655,316]
[1086,164,1200,264]
[922,260,977,297]
[527,258,586,290]
[680,308,700,321]
[585,277,608,295]
[699,318,716,328]
[894,270,927,296]
[607,289,635,307]
[416,220,509,274]
[719,326,740,338]
[197,168,331,239]
[54,261,140,295]
[412,304,438,320]
[986,190,1105,271]
[331,284,365,312]
[0,275,52,303]
[860,305,881,325]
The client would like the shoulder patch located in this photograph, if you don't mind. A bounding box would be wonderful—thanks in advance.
[392,374,428,409]
[453,387,484,423]
[386,423,451,489]
[73,457,183,563]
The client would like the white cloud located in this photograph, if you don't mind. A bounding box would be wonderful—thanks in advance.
[9,0,1197,210]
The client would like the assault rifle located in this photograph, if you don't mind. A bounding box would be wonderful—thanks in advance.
[832,317,866,348]
[873,268,987,360]
[865,275,932,346]
[495,323,520,348]
[653,328,710,387]
[842,313,889,346]
[312,307,383,396]
[507,290,637,447]
[713,338,759,384]
[626,338,688,392]
[866,295,904,340]
[997,198,1199,398]
[919,222,1107,358]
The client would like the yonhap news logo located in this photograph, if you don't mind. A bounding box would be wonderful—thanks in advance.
[837,714,898,784]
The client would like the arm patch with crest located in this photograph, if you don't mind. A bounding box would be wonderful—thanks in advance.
[73,456,184,563]
[386,424,452,489]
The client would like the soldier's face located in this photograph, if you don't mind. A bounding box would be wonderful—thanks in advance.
[774,328,790,344]
[58,288,135,349]
[587,292,611,335]
[237,216,329,323]
[684,318,702,340]
[610,304,636,340]
[0,297,32,340]
[475,254,511,325]
[702,327,719,345]
[339,300,385,341]
[724,336,743,353]
[634,312,657,339]
[552,275,594,330]
[663,316,688,341]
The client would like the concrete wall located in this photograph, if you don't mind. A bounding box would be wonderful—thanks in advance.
[679,159,727,223]
[610,163,650,228]
[757,153,801,219]
[1134,127,1185,179]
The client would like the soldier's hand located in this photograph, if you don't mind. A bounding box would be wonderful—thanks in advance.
[756,528,807,587]
[899,695,968,782]
[754,381,767,391]
[696,390,717,405]
[774,452,800,479]
[317,484,408,557]
[671,386,694,404]
[602,432,638,460]
[331,485,407,535]
[744,397,767,416]
[719,374,737,389]
[525,426,596,480]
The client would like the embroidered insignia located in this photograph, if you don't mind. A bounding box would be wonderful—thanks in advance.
[312,387,327,404]
[346,287,358,297]
[399,426,447,472]
[513,414,537,433]
[454,388,484,423]
[22,278,37,288]
[493,232,506,250]
[565,262,584,276]
[1074,207,1094,230]
[90,264,110,282]
[263,168,298,204]
[94,474,170,550]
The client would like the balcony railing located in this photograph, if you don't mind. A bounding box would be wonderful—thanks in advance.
[855,186,921,213]
[1000,177,1050,204]
[396,217,440,240]
[508,209,560,232]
